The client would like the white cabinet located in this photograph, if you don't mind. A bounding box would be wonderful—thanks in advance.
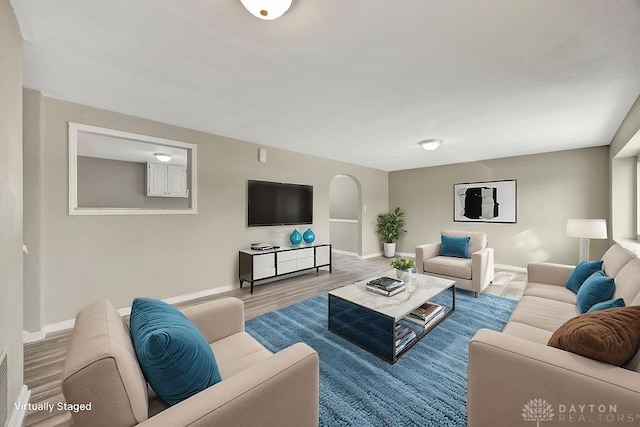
[276,250,298,275]
[147,163,188,197]
[253,253,276,280]
[147,163,167,196]
[315,245,331,267]
[297,248,316,270]
[239,244,332,294]
[277,248,315,274]
[167,165,188,196]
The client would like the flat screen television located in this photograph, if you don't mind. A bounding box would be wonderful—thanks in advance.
[247,180,313,226]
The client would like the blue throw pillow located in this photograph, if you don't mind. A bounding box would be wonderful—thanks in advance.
[586,297,626,313]
[565,260,603,294]
[130,298,222,405]
[439,235,470,258]
[576,271,616,314]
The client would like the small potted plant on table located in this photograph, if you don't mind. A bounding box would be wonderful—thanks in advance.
[390,257,416,283]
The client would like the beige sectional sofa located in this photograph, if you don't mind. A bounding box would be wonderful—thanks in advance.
[62,297,319,427]
[468,244,640,426]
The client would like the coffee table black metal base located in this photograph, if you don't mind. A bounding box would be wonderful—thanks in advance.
[328,276,455,363]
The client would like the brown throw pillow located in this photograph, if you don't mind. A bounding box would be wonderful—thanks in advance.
[548,306,640,366]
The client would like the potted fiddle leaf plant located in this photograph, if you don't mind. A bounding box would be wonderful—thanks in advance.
[376,207,407,257]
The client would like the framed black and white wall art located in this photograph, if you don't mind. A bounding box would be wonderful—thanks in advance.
[453,179,517,223]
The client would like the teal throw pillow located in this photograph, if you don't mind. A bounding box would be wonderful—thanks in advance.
[586,297,626,313]
[130,298,222,405]
[576,271,616,314]
[439,235,471,259]
[566,260,603,294]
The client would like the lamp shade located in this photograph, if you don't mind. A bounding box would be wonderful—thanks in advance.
[240,0,293,20]
[566,219,608,239]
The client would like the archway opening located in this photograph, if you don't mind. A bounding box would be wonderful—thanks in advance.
[329,175,362,257]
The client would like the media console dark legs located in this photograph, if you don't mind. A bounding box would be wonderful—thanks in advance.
[238,278,256,294]
[319,258,333,274]
[238,244,332,294]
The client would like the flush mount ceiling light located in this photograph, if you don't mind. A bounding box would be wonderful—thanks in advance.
[239,0,293,20]
[154,153,173,162]
[419,139,442,151]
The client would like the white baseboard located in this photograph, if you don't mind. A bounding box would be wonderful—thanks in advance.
[332,249,384,260]
[23,283,238,343]
[23,318,76,343]
[7,385,30,427]
[331,249,358,257]
[396,252,415,258]
[117,284,237,317]
[495,263,526,273]
[22,330,46,344]
[358,252,383,260]
[361,252,414,259]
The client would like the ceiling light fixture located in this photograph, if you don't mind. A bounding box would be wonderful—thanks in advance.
[154,153,173,162]
[419,139,442,151]
[239,0,293,20]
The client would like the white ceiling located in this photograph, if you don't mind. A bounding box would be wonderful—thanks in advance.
[11,0,640,171]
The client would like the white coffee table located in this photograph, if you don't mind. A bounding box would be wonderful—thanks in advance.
[328,271,455,363]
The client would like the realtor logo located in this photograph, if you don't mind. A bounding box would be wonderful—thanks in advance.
[522,398,555,426]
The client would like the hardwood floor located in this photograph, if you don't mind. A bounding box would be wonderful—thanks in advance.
[22,253,526,426]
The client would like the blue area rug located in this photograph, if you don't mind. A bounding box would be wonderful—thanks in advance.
[245,290,517,427]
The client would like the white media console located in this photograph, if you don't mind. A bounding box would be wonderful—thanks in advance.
[239,243,332,294]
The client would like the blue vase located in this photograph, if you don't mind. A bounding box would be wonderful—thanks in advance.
[290,229,302,246]
[303,228,315,244]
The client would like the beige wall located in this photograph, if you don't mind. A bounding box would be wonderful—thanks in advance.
[610,94,640,245]
[23,93,389,326]
[390,147,610,267]
[611,156,636,241]
[1,0,24,411]
[330,222,360,254]
[610,94,640,158]
[77,156,188,209]
[330,176,359,219]
[23,89,43,331]
[329,176,360,253]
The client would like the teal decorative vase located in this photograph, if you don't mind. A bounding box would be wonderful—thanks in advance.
[303,228,315,244]
[290,229,302,246]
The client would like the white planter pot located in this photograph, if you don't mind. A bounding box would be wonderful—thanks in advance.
[395,269,412,283]
[383,242,396,258]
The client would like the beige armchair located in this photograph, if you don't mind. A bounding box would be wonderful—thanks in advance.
[415,230,494,297]
[62,297,319,427]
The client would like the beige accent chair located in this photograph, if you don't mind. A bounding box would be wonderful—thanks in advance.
[415,230,495,297]
[468,243,640,427]
[62,297,319,427]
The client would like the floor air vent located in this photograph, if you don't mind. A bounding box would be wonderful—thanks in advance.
[0,347,7,426]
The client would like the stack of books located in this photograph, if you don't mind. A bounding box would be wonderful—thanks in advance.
[395,324,417,354]
[250,243,273,251]
[365,277,405,296]
[406,302,446,327]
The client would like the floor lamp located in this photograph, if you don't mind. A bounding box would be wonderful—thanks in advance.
[566,219,608,262]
